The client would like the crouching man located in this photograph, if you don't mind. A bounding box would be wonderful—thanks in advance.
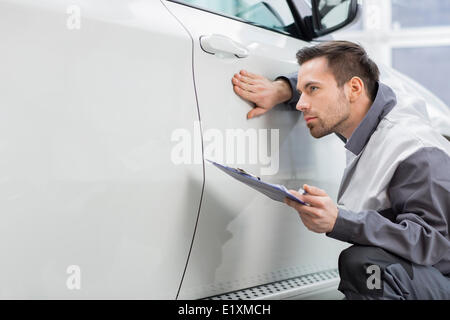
[232,41,450,299]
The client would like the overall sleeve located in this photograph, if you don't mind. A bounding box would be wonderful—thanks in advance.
[326,147,450,272]
[275,72,300,110]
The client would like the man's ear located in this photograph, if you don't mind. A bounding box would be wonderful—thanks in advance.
[347,76,364,102]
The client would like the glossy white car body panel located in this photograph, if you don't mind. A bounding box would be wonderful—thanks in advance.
[0,0,203,298]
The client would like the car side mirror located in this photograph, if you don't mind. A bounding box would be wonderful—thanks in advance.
[310,0,359,37]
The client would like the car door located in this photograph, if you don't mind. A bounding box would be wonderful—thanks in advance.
[0,0,202,299]
[163,0,350,299]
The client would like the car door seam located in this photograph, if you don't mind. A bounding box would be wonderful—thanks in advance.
[159,0,206,300]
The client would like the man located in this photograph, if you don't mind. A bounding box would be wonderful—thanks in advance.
[231,41,450,300]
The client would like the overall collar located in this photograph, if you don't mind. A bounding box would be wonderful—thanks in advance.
[339,82,397,156]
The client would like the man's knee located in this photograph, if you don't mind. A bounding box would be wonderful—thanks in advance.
[337,245,414,299]
[339,245,413,279]
[338,245,381,275]
[337,245,386,297]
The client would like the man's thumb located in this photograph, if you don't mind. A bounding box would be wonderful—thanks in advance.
[247,107,267,119]
[304,184,326,196]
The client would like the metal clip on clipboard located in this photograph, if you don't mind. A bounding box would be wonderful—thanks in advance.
[236,168,261,180]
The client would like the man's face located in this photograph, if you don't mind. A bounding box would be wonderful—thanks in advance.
[296,57,351,138]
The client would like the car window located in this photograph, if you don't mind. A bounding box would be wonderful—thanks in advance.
[172,0,297,36]
[318,0,352,29]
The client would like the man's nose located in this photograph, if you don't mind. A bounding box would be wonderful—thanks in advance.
[296,96,310,112]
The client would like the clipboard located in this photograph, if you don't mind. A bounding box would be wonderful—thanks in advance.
[206,159,307,205]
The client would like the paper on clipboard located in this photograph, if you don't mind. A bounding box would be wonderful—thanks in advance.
[206,159,307,205]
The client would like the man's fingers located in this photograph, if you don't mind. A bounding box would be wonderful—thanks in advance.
[297,213,312,230]
[284,197,299,209]
[233,85,256,101]
[285,197,321,218]
[233,79,255,93]
[288,189,302,198]
[297,205,321,218]
[235,73,257,85]
[286,197,320,230]
[299,194,324,207]
[233,74,255,87]
[304,184,327,196]
[288,189,320,207]
[240,69,262,79]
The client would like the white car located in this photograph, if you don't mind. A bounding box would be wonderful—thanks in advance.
[0,0,449,299]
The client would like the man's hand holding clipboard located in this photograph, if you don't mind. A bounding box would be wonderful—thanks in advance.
[208,159,338,234]
[207,159,308,205]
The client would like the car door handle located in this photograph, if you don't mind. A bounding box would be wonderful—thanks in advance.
[199,34,249,58]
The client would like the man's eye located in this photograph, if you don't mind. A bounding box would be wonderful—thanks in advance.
[311,86,318,92]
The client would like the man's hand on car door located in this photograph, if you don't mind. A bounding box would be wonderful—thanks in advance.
[232,70,292,119]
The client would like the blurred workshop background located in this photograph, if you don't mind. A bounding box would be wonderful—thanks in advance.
[334,0,450,110]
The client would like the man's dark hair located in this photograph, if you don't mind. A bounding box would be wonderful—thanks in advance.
[296,41,380,101]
